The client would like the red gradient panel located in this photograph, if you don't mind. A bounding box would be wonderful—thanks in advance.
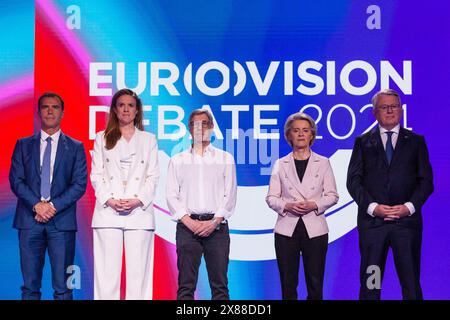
[0,94,34,214]
[35,5,96,285]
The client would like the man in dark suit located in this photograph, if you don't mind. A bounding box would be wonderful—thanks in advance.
[347,89,433,300]
[9,92,87,300]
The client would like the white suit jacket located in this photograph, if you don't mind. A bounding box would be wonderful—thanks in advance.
[90,129,159,230]
[266,151,338,238]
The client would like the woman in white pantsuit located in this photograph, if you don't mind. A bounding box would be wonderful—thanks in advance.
[90,89,159,300]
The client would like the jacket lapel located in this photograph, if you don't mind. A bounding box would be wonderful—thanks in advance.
[390,127,409,167]
[125,130,141,186]
[52,133,67,180]
[284,152,307,199]
[302,151,320,189]
[283,152,303,196]
[105,139,121,170]
[370,127,389,168]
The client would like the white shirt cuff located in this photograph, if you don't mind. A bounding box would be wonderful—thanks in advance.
[174,209,189,222]
[215,208,233,221]
[404,202,415,216]
[367,202,378,217]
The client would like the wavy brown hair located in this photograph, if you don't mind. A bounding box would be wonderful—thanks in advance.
[104,89,144,150]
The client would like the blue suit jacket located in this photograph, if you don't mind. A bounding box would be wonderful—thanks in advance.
[347,127,434,231]
[9,132,87,231]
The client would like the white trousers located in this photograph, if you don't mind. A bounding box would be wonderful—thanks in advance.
[93,228,154,300]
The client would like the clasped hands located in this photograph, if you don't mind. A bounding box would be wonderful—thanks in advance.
[373,204,411,221]
[284,201,318,216]
[107,198,143,214]
[34,201,56,223]
[181,215,223,237]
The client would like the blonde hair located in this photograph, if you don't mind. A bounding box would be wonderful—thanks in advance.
[284,112,317,147]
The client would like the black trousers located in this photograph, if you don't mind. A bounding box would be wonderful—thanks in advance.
[275,218,328,300]
[359,223,423,300]
[176,223,230,300]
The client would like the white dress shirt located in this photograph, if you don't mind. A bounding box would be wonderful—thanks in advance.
[40,129,61,201]
[379,124,400,150]
[166,144,237,221]
[367,124,415,216]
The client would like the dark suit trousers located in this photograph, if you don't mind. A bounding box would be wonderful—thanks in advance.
[275,218,328,300]
[18,220,76,300]
[359,223,422,300]
[176,223,230,300]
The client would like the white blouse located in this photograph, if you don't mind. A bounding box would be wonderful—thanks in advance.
[118,134,137,183]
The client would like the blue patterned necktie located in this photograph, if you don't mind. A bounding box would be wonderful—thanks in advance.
[385,131,394,165]
[40,136,52,199]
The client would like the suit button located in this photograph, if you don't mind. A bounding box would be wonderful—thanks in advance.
[311,187,315,190]
[110,176,114,180]
[315,174,319,178]
[141,160,144,164]
[106,158,109,162]
[134,194,138,197]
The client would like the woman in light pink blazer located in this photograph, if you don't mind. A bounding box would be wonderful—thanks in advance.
[266,112,338,300]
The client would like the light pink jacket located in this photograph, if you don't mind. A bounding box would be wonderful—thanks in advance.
[266,151,339,238]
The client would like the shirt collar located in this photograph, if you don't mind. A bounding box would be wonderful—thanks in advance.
[379,124,400,135]
[189,143,215,156]
[41,129,61,142]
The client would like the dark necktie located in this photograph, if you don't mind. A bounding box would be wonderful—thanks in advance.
[385,131,394,165]
[40,136,52,199]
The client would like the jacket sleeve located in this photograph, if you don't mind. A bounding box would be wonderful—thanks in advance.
[265,159,288,216]
[136,135,160,210]
[408,135,434,210]
[346,136,375,212]
[90,133,111,206]
[315,159,339,215]
[9,139,41,212]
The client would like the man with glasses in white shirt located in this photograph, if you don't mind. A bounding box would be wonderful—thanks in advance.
[166,109,237,300]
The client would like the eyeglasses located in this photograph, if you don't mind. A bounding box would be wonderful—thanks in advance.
[377,104,401,112]
[189,121,211,128]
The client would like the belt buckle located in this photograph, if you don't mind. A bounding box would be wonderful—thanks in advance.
[204,213,214,221]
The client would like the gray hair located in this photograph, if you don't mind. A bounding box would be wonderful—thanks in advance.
[371,89,401,108]
[188,109,213,127]
[284,112,317,147]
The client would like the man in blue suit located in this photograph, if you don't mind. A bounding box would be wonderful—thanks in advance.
[9,92,87,300]
[347,89,434,300]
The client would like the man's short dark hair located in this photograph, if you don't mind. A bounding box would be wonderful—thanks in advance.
[38,92,64,111]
